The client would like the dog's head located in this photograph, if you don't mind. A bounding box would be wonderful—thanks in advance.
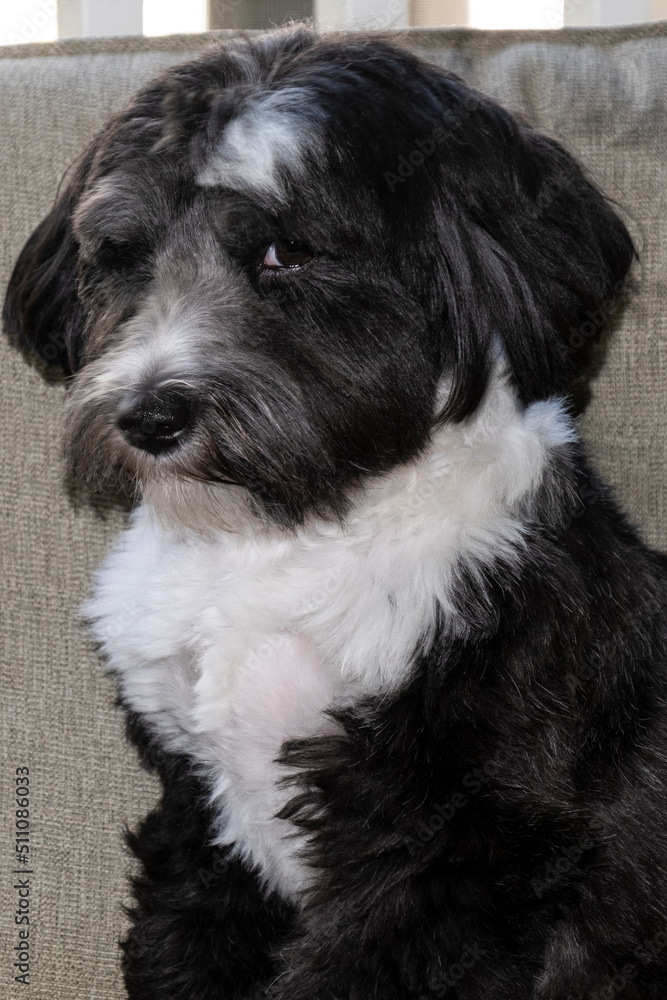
[3,29,634,529]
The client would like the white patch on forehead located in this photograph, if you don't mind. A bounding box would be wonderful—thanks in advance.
[197,88,320,200]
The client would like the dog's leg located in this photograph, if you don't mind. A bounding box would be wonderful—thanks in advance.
[122,713,295,1000]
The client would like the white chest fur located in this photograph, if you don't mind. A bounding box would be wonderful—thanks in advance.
[84,383,574,902]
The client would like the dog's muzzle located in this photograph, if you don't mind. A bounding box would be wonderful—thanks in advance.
[118,389,194,455]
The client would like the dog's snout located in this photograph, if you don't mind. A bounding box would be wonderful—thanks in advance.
[118,389,194,455]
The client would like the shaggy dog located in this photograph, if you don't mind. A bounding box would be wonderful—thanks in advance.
[5,27,667,1000]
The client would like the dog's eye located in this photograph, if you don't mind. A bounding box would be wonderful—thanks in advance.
[98,237,147,273]
[262,241,313,270]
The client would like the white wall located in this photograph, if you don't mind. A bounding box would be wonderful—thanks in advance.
[470,0,563,28]
[565,0,651,25]
[1,0,57,45]
[51,0,666,42]
[143,0,208,36]
[314,0,409,29]
[58,0,143,37]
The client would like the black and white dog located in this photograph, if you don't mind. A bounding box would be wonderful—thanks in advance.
[5,27,667,1000]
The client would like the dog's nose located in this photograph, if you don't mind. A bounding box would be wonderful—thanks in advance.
[118,390,193,454]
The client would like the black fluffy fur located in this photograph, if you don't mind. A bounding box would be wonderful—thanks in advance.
[5,27,667,1000]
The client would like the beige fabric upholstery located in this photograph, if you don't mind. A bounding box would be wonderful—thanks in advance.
[0,22,665,999]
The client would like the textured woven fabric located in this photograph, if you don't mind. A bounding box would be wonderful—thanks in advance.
[0,23,665,999]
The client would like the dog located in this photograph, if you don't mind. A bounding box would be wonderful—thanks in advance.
[5,26,667,1000]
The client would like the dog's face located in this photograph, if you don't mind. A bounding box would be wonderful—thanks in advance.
[4,29,634,529]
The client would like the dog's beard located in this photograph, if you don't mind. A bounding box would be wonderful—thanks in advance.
[140,476,258,535]
[62,395,281,534]
[63,407,265,534]
[62,363,337,534]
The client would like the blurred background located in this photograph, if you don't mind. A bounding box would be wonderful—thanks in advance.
[1,0,666,46]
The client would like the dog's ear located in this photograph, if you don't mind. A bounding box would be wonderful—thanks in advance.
[490,125,635,408]
[2,146,96,375]
[406,87,636,420]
